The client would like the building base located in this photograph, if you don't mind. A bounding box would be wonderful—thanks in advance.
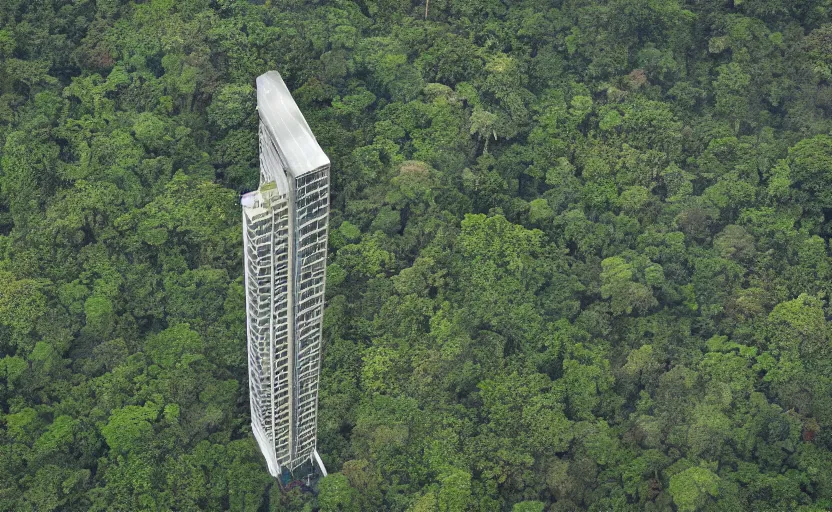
[252,422,281,478]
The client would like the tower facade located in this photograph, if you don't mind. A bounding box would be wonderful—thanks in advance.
[242,71,329,477]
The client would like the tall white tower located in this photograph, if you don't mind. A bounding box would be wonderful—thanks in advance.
[242,71,329,477]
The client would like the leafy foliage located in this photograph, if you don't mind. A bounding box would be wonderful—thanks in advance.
[1,0,832,510]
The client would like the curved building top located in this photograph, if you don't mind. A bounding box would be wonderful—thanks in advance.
[256,70,330,179]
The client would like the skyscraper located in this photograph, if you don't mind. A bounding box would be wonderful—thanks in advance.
[242,71,329,478]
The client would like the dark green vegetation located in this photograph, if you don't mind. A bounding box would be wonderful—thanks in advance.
[2,0,832,510]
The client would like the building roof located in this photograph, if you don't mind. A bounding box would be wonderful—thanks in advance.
[256,70,330,178]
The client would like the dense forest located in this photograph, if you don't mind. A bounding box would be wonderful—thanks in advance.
[1,0,832,510]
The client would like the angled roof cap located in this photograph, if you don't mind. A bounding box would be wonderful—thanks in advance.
[256,70,330,178]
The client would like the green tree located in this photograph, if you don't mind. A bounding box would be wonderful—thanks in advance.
[669,466,720,512]
[600,256,657,315]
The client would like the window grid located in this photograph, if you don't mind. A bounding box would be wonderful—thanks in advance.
[245,115,330,476]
